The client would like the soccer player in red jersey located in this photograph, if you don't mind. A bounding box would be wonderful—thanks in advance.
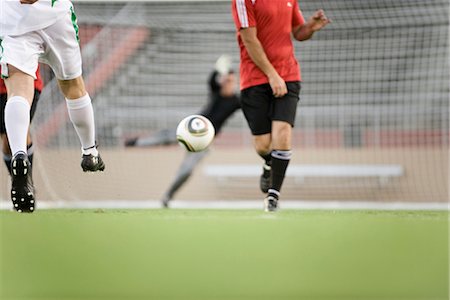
[0,66,42,176]
[232,0,330,211]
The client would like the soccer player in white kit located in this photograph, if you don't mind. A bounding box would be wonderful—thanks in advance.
[0,0,105,213]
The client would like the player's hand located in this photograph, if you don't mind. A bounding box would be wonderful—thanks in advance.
[219,73,237,98]
[215,54,232,76]
[268,72,287,98]
[20,0,38,4]
[308,9,331,32]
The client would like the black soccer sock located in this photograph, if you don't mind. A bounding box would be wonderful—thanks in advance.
[3,152,12,175]
[270,150,292,199]
[267,189,280,200]
[259,152,272,167]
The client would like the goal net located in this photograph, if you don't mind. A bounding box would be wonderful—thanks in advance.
[0,0,448,206]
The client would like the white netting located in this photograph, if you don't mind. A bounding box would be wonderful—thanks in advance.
[1,0,448,204]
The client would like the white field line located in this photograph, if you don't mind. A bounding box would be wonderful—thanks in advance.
[74,0,228,2]
[0,200,448,211]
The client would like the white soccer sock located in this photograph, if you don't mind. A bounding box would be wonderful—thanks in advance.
[5,96,31,156]
[66,94,98,156]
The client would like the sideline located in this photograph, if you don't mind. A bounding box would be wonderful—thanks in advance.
[0,200,448,211]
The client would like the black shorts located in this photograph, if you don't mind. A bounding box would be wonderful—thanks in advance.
[240,81,301,135]
[0,90,41,134]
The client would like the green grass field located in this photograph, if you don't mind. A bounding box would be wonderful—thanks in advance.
[0,209,448,300]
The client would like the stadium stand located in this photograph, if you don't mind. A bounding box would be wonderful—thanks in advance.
[32,0,448,147]
[1,0,447,204]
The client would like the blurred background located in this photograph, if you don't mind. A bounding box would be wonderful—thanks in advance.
[0,0,448,205]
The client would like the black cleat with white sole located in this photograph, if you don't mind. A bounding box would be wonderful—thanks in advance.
[124,137,138,147]
[161,193,172,208]
[81,153,105,172]
[10,152,35,213]
[264,195,278,212]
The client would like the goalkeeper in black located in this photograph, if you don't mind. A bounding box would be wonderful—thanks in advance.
[125,55,241,208]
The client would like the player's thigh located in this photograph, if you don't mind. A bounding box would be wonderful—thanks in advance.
[272,81,301,127]
[39,10,82,81]
[240,84,273,135]
[3,67,35,102]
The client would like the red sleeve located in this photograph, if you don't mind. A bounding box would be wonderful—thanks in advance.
[232,0,256,30]
[292,0,305,28]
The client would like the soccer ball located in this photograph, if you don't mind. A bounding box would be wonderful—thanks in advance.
[176,115,215,152]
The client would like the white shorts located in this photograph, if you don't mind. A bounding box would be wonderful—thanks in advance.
[0,10,82,81]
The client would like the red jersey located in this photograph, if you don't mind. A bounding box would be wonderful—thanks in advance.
[232,0,305,90]
[0,65,44,94]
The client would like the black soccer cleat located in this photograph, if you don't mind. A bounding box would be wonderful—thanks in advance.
[260,163,271,193]
[264,195,278,212]
[161,193,172,208]
[81,153,105,172]
[161,198,170,209]
[124,137,138,147]
[10,152,35,213]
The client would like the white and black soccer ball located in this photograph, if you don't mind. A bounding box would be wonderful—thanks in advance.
[176,115,215,152]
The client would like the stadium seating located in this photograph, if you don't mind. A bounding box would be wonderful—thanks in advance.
[204,163,404,187]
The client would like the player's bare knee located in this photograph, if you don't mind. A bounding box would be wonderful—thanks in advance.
[4,67,35,101]
[254,135,271,154]
[272,123,292,149]
[58,76,87,99]
[256,146,271,156]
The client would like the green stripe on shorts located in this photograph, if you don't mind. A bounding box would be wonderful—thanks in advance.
[70,6,80,43]
[0,39,6,79]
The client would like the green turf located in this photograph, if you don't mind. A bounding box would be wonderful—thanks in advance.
[0,209,448,300]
